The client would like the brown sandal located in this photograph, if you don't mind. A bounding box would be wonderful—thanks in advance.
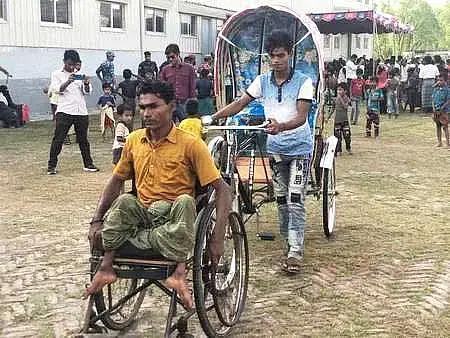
[282,257,302,274]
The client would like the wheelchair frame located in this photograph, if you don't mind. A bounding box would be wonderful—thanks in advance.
[80,190,249,337]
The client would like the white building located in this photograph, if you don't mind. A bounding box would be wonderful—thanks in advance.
[0,0,373,118]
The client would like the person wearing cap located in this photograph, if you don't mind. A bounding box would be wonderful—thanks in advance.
[96,51,116,88]
[138,51,158,80]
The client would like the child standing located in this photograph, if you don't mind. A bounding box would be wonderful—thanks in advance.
[386,69,400,118]
[178,99,205,140]
[117,69,138,116]
[112,103,133,165]
[350,68,365,125]
[98,83,116,138]
[330,82,352,155]
[366,81,384,138]
[431,73,450,149]
[405,67,419,113]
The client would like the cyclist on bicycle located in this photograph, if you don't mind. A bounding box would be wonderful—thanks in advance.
[212,30,314,274]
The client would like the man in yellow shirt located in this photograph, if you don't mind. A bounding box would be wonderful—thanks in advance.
[178,99,206,140]
[85,81,232,309]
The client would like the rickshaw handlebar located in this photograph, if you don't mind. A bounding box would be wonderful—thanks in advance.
[204,120,270,131]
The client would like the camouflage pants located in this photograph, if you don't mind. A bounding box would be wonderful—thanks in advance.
[102,193,196,262]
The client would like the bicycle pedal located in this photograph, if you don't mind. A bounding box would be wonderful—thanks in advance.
[256,232,275,241]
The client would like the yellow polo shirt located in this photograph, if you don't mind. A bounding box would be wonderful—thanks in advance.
[114,125,220,206]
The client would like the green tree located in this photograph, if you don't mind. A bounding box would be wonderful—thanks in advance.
[374,0,444,58]
[436,1,450,49]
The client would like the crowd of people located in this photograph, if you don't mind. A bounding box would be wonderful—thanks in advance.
[45,44,215,175]
[324,54,450,152]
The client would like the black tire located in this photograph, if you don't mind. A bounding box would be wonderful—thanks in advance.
[322,159,336,238]
[193,203,249,337]
[92,267,146,330]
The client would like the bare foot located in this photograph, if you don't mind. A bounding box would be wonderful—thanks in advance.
[436,143,443,147]
[83,267,117,298]
[166,266,194,310]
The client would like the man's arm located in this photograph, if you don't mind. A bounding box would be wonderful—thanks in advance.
[209,178,232,263]
[189,66,196,99]
[0,66,9,77]
[96,64,103,82]
[212,93,253,121]
[160,67,167,82]
[267,99,310,135]
[59,74,75,93]
[88,174,126,246]
[154,62,159,79]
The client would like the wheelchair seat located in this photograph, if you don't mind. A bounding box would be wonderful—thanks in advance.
[91,241,177,281]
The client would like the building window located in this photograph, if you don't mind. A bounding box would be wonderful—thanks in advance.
[40,0,71,24]
[0,0,6,20]
[180,14,197,36]
[364,37,369,49]
[100,1,124,29]
[145,7,165,33]
[355,36,361,49]
[324,36,331,49]
[334,36,340,50]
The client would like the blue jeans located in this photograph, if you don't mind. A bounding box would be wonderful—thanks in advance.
[269,154,310,259]
[351,96,362,124]
[386,90,398,115]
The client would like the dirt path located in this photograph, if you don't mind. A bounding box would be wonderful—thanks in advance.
[0,115,449,337]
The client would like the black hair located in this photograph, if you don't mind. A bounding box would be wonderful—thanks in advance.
[123,69,132,79]
[351,54,358,60]
[63,50,80,62]
[165,44,180,55]
[356,68,364,76]
[337,82,347,92]
[185,99,199,116]
[117,103,133,115]
[138,80,174,104]
[434,55,442,64]
[438,72,448,81]
[144,51,151,56]
[200,68,209,78]
[265,30,293,54]
[102,82,111,90]
[446,59,450,64]
[423,55,433,65]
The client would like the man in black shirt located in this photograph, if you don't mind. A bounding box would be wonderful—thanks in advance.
[117,69,138,116]
[137,51,158,80]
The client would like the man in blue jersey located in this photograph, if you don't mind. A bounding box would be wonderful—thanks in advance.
[212,30,314,274]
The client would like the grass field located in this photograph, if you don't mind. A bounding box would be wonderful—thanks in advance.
[0,113,449,337]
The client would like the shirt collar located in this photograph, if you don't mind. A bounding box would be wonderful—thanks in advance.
[270,67,295,87]
[140,124,177,144]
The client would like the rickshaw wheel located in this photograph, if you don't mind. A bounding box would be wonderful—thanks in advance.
[322,159,336,238]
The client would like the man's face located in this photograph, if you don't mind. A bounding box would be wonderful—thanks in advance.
[337,87,345,97]
[139,93,173,132]
[269,47,290,72]
[145,54,151,61]
[107,55,115,62]
[104,87,111,95]
[167,52,180,66]
[63,59,76,73]
[75,62,82,72]
[437,77,445,87]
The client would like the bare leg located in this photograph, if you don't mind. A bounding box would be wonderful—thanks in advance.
[443,126,450,148]
[436,123,443,147]
[84,250,117,298]
[165,263,194,310]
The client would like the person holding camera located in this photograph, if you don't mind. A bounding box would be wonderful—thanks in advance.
[47,49,99,175]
